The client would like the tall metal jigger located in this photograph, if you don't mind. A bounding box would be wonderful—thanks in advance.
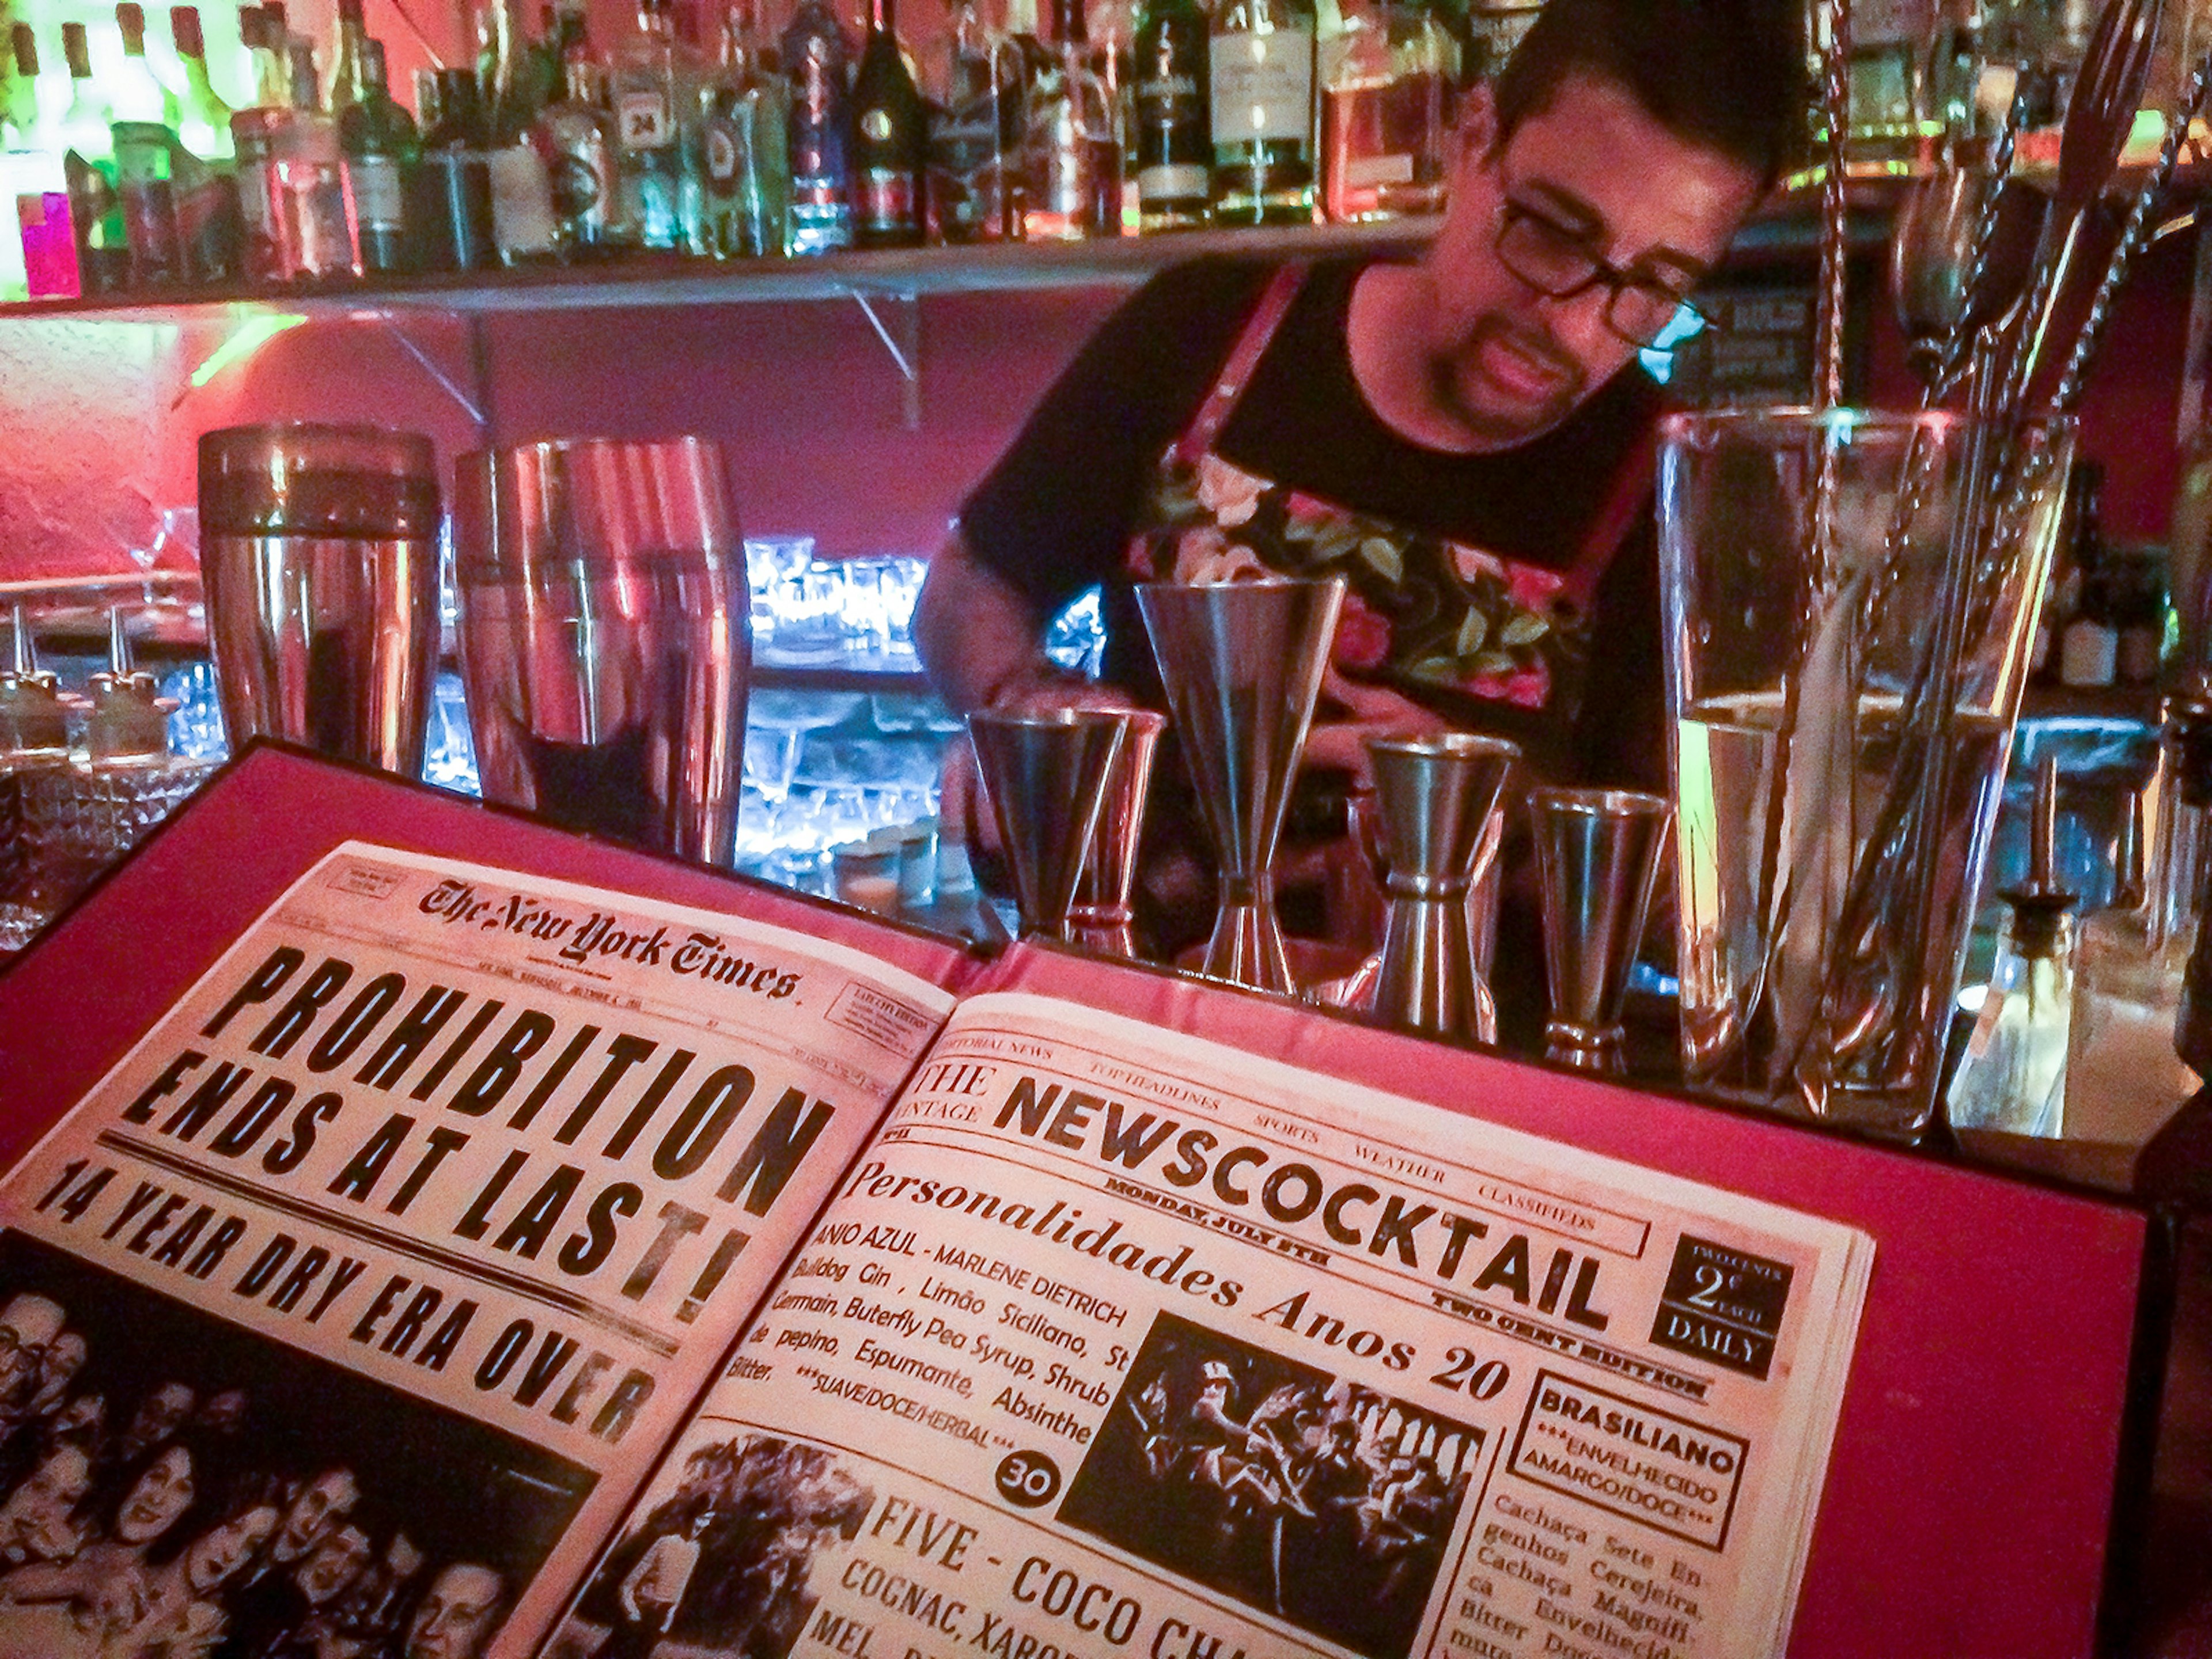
[1532,788,1672,1075]
[968,710,1130,942]
[1137,578,1345,995]
[1366,732,1519,1042]
[1069,710,1166,957]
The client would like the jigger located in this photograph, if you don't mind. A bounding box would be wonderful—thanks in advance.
[1138,577,1344,994]
[1366,733,1519,1042]
[1532,787,1672,1075]
[968,709,1129,942]
[1069,710,1166,958]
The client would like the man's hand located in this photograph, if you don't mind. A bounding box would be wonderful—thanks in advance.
[1301,668,1454,789]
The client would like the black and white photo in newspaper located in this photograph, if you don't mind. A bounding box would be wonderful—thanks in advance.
[0,842,959,1659]
[550,991,1872,1659]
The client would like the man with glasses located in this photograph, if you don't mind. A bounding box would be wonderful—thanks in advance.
[916,0,1802,982]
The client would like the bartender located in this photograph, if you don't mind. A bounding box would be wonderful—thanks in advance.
[916,0,1804,975]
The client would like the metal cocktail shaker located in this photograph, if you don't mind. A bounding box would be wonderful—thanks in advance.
[197,423,444,776]
[451,437,750,866]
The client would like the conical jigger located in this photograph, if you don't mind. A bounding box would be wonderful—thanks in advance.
[1532,787,1672,1075]
[968,710,1129,942]
[1367,733,1519,1043]
[1137,578,1344,994]
[1069,710,1166,958]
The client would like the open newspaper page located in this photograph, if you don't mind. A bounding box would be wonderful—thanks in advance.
[553,990,1873,1659]
[0,840,959,1659]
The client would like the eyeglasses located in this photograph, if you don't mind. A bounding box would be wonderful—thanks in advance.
[1494,198,1707,349]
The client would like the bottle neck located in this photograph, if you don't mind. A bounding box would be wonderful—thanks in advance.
[870,0,896,35]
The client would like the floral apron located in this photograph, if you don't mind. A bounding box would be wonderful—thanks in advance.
[1125,263,1656,751]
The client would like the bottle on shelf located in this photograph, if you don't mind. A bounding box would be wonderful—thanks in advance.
[1319,0,1447,223]
[1131,0,1209,231]
[1022,0,1119,240]
[697,0,788,257]
[2058,461,2116,691]
[113,4,181,127]
[327,0,369,112]
[537,45,628,253]
[244,1,290,104]
[339,36,415,271]
[483,0,561,260]
[59,22,131,294]
[1946,755,2075,1136]
[781,0,854,253]
[2068,715,2206,1146]
[611,0,699,249]
[230,5,291,280]
[1208,0,1316,225]
[415,64,498,268]
[3,25,56,300]
[266,37,357,279]
[167,7,243,285]
[927,0,1020,244]
[850,0,927,247]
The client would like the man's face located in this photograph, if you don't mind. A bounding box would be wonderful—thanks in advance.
[276,1468,361,1559]
[184,1505,277,1595]
[296,1524,373,1603]
[1419,73,1765,446]
[405,1563,504,1659]
[117,1444,195,1543]
[37,1334,85,1396]
[198,1389,248,1433]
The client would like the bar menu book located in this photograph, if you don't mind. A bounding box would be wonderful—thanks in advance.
[0,748,2158,1659]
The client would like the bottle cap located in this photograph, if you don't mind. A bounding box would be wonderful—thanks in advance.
[85,611,168,765]
[338,0,364,22]
[12,24,38,78]
[116,3,148,50]
[171,6,204,57]
[0,608,68,760]
[62,22,91,78]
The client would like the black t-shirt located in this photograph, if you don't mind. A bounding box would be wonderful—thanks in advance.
[959,255,1670,791]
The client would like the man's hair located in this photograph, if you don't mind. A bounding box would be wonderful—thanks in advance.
[1494,0,1808,188]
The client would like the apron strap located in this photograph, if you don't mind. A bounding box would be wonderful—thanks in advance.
[1559,419,1661,607]
[1173,263,1310,468]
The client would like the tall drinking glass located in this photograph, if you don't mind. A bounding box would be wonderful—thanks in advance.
[1660,408,2071,1138]
[452,437,751,866]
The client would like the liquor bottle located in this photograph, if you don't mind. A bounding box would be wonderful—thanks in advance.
[850,0,926,247]
[483,0,561,260]
[327,0,369,112]
[340,37,415,270]
[59,23,131,294]
[1209,0,1315,224]
[536,48,627,252]
[1946,755,2074,1135]
[167,7,242,283]
[267,38,357,278]
[1022,0,1118,239]
[113,5,180,127]
[1131,0,1208,230]
[1085,0,1136,229]
[2,26,48,300]
[696,0,788,257]
[3,23,40,143]
[2067,718,2206,1145]
[415,63,498,267]
[781,0,853,253]
[927,0,1019,243]
[1319,0,1446,222]
[232,1,290,281]
[611,0,697,249]
[169,7,235,159]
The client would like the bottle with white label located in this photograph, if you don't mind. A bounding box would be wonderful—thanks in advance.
[1132,0,1209,230]
[1209,0,1315,225]
[611,0,698,249]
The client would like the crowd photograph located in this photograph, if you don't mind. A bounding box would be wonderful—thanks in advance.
[0,1232,597,1659]
[1062,1313,1482,1659]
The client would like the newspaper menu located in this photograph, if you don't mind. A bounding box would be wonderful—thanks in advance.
[558,991,1873,1659]
[0,842,957,1659]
